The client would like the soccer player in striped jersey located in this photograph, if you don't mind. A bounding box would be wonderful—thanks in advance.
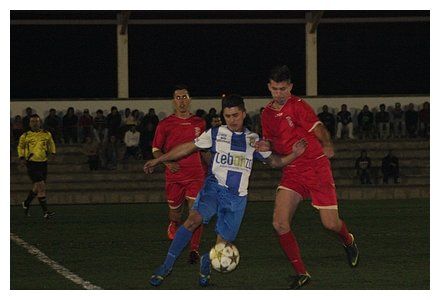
[258,65,359,289]
[17,114,56,219]
[151,84,206,264]
[144,94,308,287]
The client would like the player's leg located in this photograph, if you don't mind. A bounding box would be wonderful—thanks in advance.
[185,180,205,264]
[318,208,359,267]
[150,182,217,287]
[166,182,185,240]
[273,187,311,289]
[23,163,38,215]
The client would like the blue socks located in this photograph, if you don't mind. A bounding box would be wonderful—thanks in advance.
[163,226,193,270]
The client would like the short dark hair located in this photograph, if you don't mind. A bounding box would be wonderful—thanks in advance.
[173,84,190,96]
[30,114,40,119]
[222,94,245,111]
[269,65,291,83]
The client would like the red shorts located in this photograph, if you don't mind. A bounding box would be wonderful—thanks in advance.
[166,180,204,209]
[279,156,338,209]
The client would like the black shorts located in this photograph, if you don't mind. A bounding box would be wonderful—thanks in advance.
[26,161,48,183]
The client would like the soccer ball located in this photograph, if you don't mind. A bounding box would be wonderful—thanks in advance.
[209,242,240,273]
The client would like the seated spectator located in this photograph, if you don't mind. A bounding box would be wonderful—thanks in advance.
[391,102,405,138]
[355,150,372,184]
[405,103,419,138]
[93,109,108,143]
[107,106,122,139]
[104,135,120,170]
[210,114,222,128]
[336,104,354,139]
[139,108,159,160]
[79,109,94,142]
[357,105,374,139]
[82,136,100,170]
[62,107,79,144]
[11,115,24,143]
[318,105,335,138]
[251,107,264,136]
[375,104,391,139]
[381,150,400,184]
[124,125,141,160]
[205,107,218,129]
[419,101,429,138]
[22,107,33,132]
[121,108,131,128]
[195,109,207,119]
[126,109,140,127]
[44,108,62,144]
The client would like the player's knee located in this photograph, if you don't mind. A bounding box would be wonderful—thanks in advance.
[321,219,340,232]
[272,219,290,234]
[185,212,203,231]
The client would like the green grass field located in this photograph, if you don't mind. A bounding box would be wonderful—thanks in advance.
[10,199,430,290]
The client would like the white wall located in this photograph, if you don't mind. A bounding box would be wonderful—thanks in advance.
[10,95,429,121]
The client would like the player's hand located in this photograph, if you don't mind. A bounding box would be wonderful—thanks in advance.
[143,159,160,174]
[254,139,271,152]
[164,162,180,173]
[292,138,308,157]
[323,144,334,158]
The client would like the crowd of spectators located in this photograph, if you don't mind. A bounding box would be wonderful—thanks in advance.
[10,101,429,171]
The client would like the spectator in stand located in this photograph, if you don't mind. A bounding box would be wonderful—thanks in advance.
[62,107,79,144]
[139,108,160,159]
[79,109,94,142]
[121,108,132,128]
[124,125,141,160]
[82,136,100,170]
[391,102,405,138]
[93,109,108,143]
[22,107,33,132]
[336,104,354,139]
[204,108,217,129]
[107,106,122,139]
[195,109,207,119]
[44,108,62,144]
[375,104,391,139]
[317,105,335,139]
[405,103,419,138]
[381,150,400,184]
[105,135,119,170]
[419,101,429,138]
[210,114,222,128]
[355,150,372,184]
[126,109,141,127]
[11,115,24,143]
[357,105,374,140]
[252,107,265,137]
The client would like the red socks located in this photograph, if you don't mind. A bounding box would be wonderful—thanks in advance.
[338,221,353,246]
[190,224,204,251]
[278,231,307,275]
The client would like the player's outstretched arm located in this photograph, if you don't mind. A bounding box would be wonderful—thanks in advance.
[144,142,198,174]
[265,138,308,168]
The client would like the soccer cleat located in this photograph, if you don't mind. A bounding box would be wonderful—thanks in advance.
[149,264,172,287]
[22,202,30,216]
[43,211,55,219]
[188,250,200,264]
[198,253,211,287]
[167,222,178,240]
[289,273,311,289]
[344,233,359,267]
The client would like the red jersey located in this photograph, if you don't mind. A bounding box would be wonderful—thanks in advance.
[152,114,206,182]
[261,95,324,165]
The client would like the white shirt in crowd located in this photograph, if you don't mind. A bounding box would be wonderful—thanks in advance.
[124,130,140,147]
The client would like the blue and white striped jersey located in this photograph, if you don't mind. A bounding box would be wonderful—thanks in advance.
[194,125,272,196]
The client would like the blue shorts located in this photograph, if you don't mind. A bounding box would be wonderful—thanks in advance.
[192,179,247,242]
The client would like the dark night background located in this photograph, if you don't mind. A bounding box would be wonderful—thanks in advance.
[10,11,430,99]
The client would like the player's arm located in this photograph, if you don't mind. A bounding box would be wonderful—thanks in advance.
[264,138,307,168]
[145,142,198,173]
[17,134,27,165]
[313,123,334,158]
[152,149,180,173]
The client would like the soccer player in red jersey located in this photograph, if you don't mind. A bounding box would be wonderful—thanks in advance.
[151,84,206,264]
[257,65,359,289]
